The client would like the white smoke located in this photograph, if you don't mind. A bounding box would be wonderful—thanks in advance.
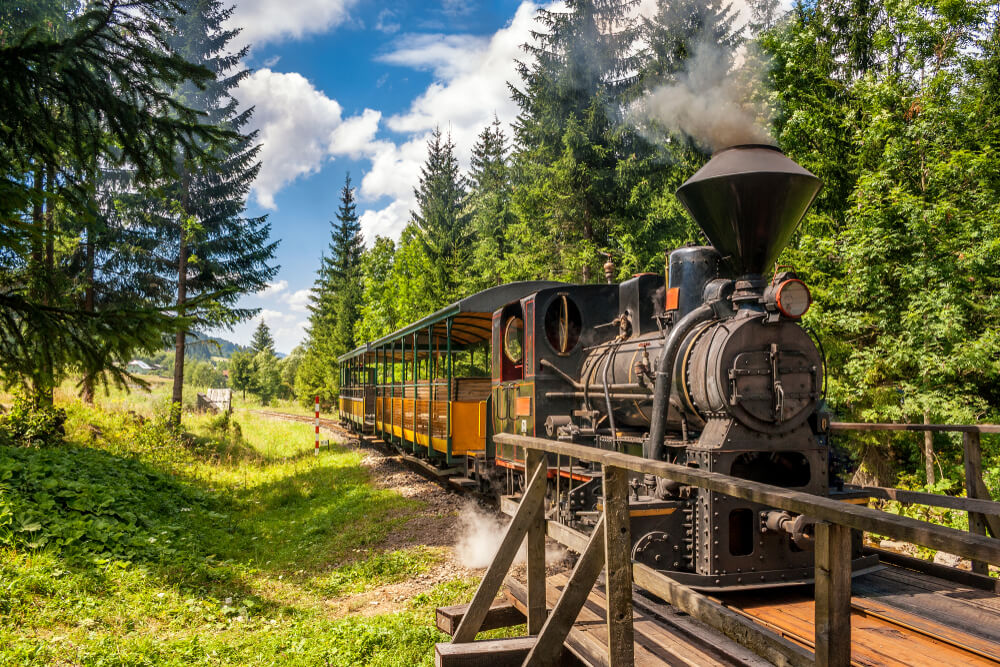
[455,502,524,569]
[631,39,773,152]
[454,502,570,569]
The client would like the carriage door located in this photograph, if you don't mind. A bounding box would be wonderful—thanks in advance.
[492,304,524,455]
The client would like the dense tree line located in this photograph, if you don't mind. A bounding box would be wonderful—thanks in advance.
[299,0,1000,484]
[0,0,276,423]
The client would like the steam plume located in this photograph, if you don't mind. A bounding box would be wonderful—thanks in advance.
[632,39,773,151]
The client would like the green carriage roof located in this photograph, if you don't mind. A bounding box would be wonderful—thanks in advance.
[336,280,565,363]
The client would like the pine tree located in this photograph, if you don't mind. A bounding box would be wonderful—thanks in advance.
[250,320,275,355]
[508,0,641,280]
[0,0,224,403]
[141,0,277,423]
[409,128,471,305]
[296,174,365,405]
[465,117,514,291]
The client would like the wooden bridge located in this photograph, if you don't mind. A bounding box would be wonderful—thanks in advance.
[434,424,1000,666]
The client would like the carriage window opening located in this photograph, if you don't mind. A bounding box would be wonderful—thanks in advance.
[504,317,524,364]
[544,294,582,355]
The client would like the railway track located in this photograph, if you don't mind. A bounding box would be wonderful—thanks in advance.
[255,409,1000,666]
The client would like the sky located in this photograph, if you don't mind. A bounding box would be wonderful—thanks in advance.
[212,0,731,354]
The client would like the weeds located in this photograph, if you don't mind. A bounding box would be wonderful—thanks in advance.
[0,392,467,665]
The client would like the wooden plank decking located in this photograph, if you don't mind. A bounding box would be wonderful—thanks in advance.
[504,572,771,667]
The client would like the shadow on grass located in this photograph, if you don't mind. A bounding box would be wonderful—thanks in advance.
[0,436,421,626]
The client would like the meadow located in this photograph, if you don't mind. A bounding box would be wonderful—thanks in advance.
[0,381,500,665]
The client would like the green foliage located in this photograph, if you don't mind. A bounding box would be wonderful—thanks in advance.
[295,173,366,405]
[314,546,442,597]
[0,393,67,447]
[250,320,276,355]
[252,351,281,406]
[228,349,255,399]
[0,394,472,664]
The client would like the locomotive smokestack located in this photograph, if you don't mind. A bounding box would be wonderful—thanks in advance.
[675,145,821,278]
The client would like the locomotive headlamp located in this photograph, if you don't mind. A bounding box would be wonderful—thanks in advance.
[774,278,811,318]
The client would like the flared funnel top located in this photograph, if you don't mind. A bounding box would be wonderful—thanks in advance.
[675,145,821,277]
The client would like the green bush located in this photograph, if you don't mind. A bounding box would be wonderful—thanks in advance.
[0,393,66,447]
[0,442,221,560]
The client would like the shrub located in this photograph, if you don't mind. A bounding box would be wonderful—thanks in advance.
[0,393,66,447]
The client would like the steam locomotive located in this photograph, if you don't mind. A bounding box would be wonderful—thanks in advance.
[338,144,874,590]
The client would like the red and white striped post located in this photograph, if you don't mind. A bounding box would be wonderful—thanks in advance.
[314,395,320,455]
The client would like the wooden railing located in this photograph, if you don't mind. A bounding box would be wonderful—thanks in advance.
[831,422,999,574]
[446,431,1000,667]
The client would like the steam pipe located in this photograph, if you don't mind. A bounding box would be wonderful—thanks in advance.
[643,304,715,461]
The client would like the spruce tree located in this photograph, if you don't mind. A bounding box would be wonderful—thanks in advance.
[0,0,224,402]
[141,0,278,423]
[296,174,365,405]
[508,0,640,280]
[409,127,471,305]
[250,320,276,355]
[465,117,514,291]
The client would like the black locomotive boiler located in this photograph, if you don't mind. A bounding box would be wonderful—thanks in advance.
[489,144,872,589]
[339,144,875,591]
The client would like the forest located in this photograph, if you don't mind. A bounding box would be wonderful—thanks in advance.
[1,0,999,662]
[1,0,998,494]
[297,0,1000,487]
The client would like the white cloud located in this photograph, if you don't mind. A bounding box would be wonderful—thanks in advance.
[258,280,287,296]
[375,9,400,34]
[284,289,313,313]
[377,33,490,79]
[359,200,413,246]
[355,2,543,241]
[228,0,359,50]
[238,69,381,209]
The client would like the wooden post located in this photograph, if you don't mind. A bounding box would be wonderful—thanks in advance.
[602,465,634,665]
[526,449,547,634]
[815,522,852,667]
[453,456,548,643]
[964,431,990,575]
[923,411,935,486]
[524,517,607,666]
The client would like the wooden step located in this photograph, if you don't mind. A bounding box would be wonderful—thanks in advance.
[436,600,525,636]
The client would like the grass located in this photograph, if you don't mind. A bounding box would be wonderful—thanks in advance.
[0,389,490,665]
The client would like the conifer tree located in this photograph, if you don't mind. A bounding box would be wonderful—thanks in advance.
[0,0,225,403]
[508,0,641,280]
[141,0,277,423]
[409,127,471,305]
[465,117,514,291]
[250,320,275,355]
[296,174,364,405]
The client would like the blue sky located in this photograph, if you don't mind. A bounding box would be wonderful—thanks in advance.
[213,0,560,353]
[217,0,767,353]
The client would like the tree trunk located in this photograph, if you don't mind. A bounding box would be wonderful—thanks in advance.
[171,233,188,426]
[923,411,935,486]
[81,221,96,404]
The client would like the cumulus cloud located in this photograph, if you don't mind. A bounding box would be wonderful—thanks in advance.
[228,0,359,50]
[258,280,288,296]
[283,289,312,313]
[238,69,380,209]
[356,2,541,241]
